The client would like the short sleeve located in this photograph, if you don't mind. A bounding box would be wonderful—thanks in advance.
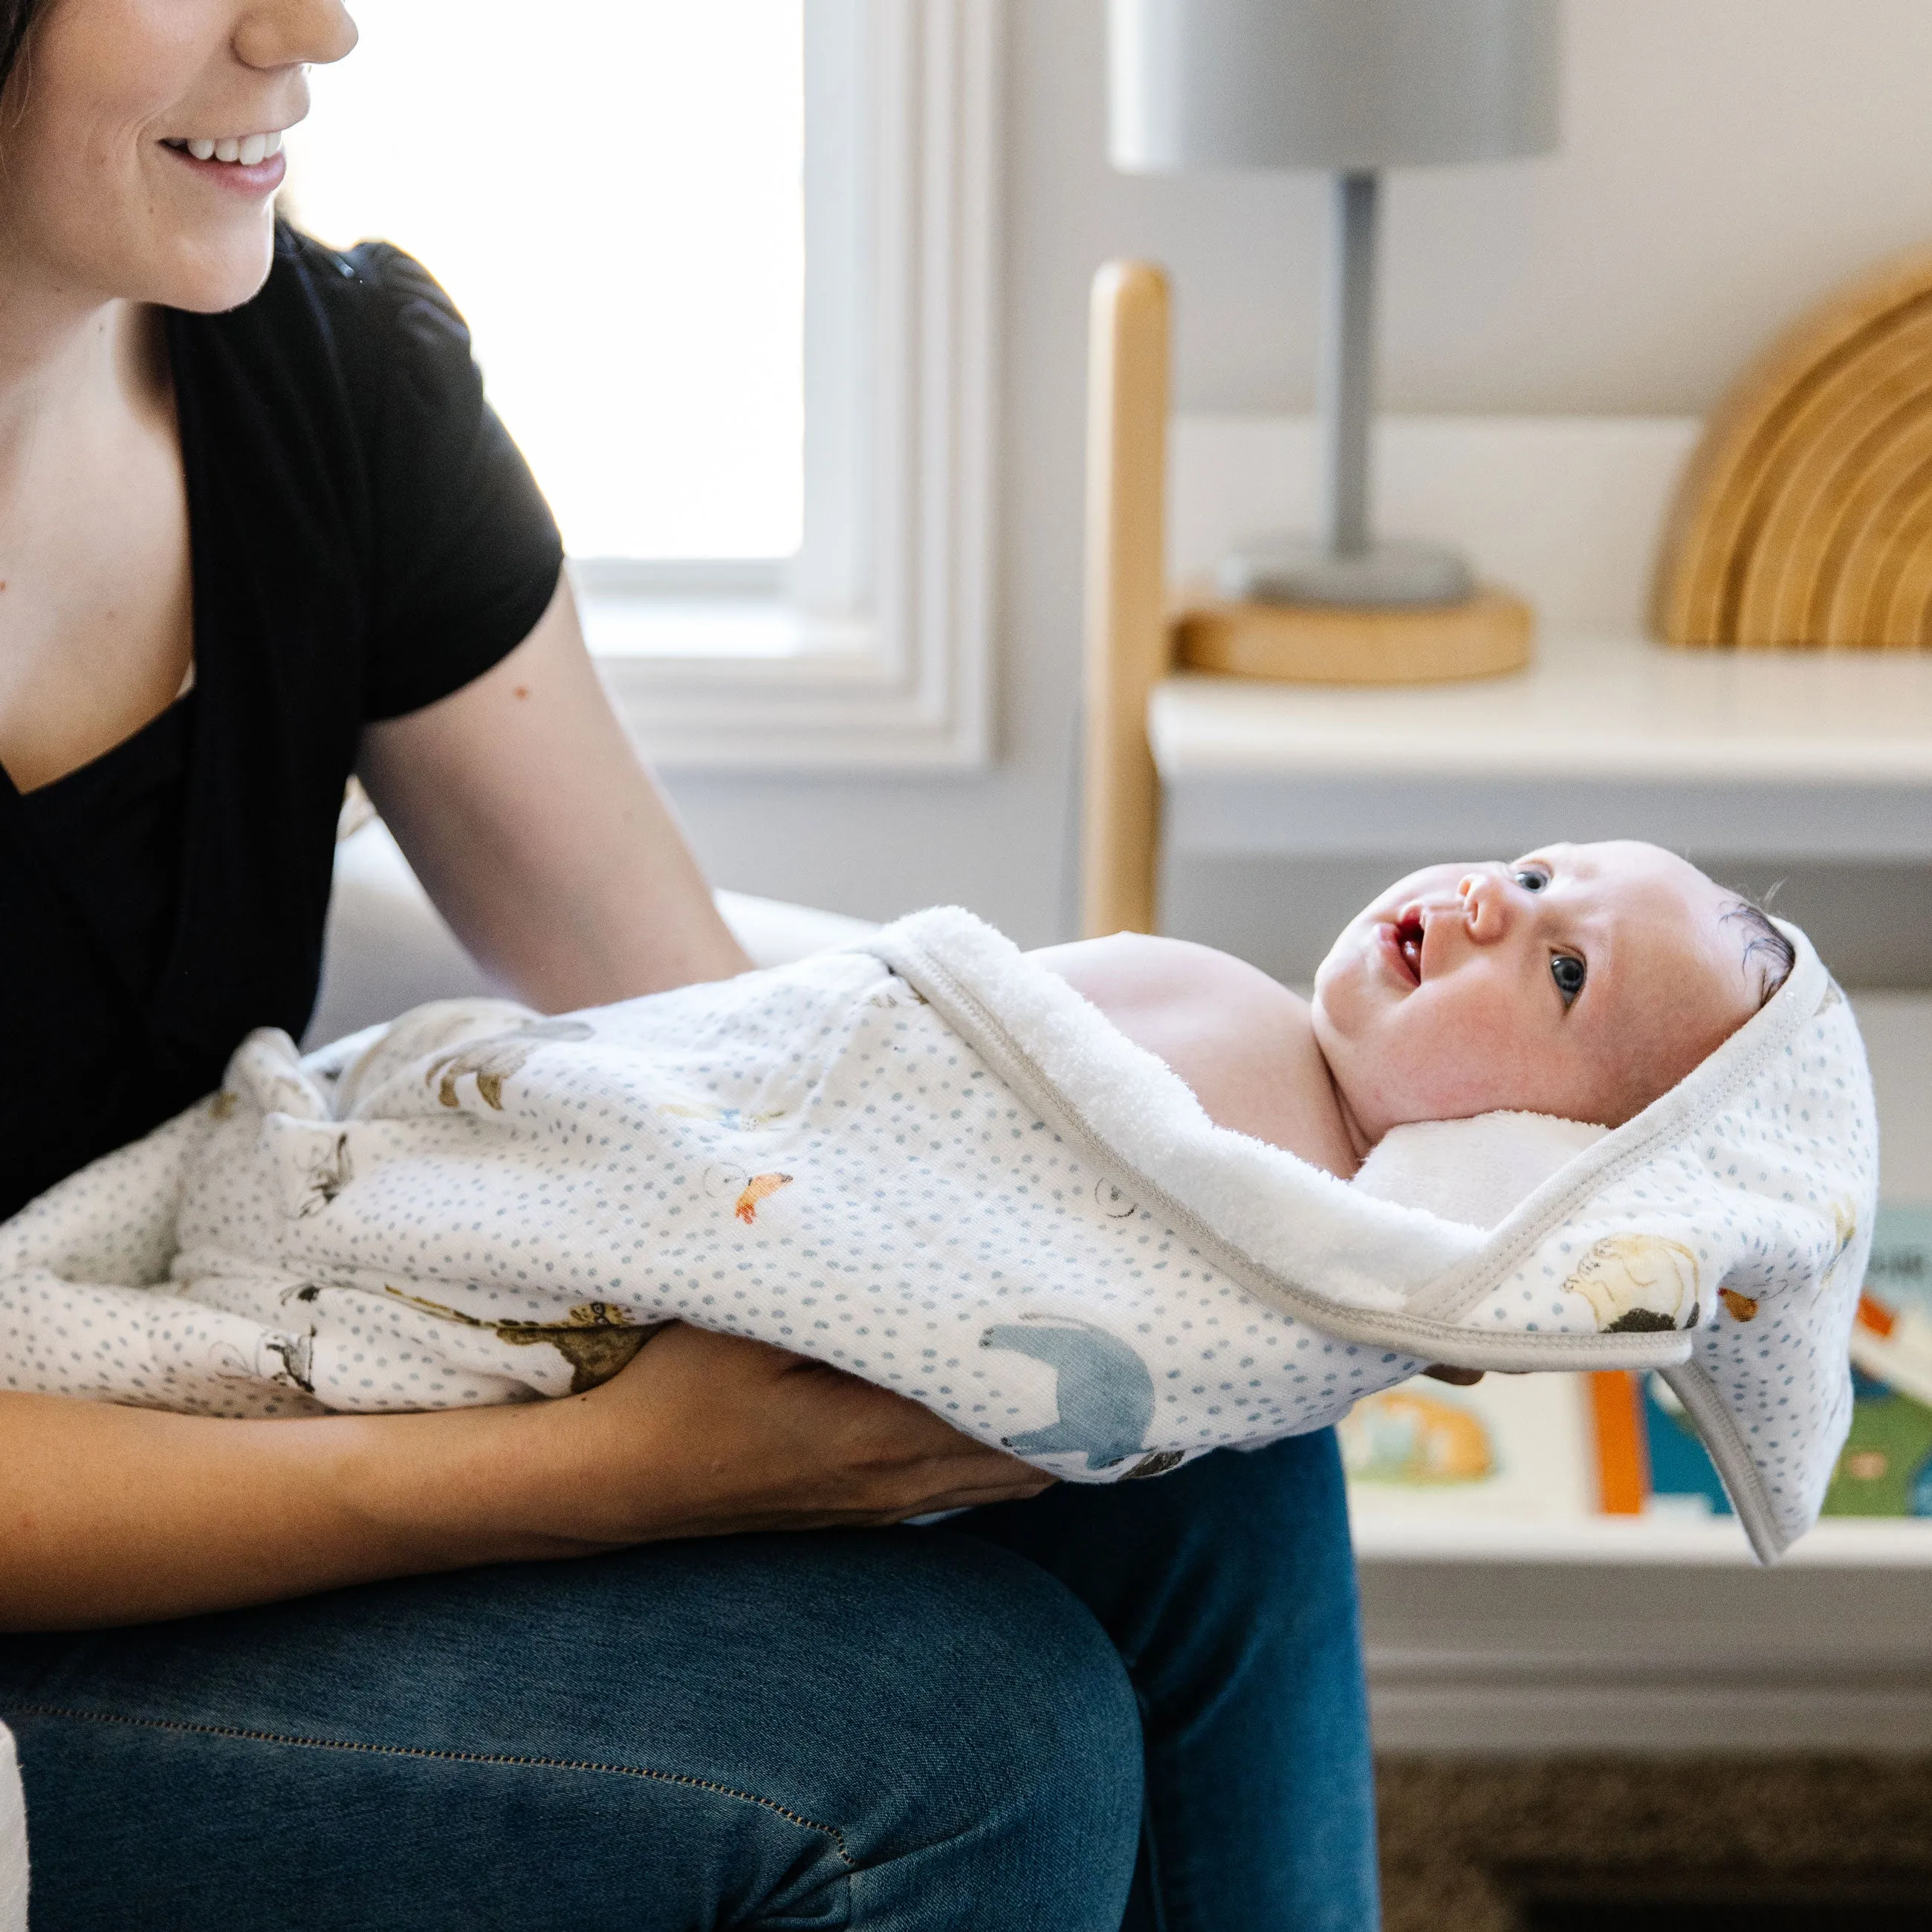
[346,242,565,721]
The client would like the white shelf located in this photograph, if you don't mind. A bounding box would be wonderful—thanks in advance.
[1153,632,1932,785]
[1352,1512,1932,1567]
[1152,633,1932,860]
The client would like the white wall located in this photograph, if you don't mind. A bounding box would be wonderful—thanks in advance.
[661,0,1932,957]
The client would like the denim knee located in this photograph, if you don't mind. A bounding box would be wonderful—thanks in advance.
[845,1532,1145,1927]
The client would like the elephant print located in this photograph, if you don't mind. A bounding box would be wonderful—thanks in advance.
[295,1132,354,1217]
[658,1101,790,1132]
[981,1317,1177,1475]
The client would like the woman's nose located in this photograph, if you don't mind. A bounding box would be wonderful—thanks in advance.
[236,0,360,73]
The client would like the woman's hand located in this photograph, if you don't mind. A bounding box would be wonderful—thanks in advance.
[520,1325,1054,1546]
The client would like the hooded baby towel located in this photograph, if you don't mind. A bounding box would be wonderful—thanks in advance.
[0,908,1876,1561]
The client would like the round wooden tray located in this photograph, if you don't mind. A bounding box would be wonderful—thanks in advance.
[1174,584,1534,684]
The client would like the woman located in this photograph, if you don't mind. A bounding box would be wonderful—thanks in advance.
[0,2,1378,1927]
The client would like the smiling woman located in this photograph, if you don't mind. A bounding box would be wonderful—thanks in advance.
[0,5,1381,1927]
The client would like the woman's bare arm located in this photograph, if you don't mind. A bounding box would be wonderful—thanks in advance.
[0,1325,1047,1632]
[357,574,751,1010]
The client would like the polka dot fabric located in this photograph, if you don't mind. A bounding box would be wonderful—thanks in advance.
[171,954,1424,1472]
[0,907,1876,1559]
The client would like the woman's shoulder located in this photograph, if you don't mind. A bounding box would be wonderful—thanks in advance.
[172,227,562,718]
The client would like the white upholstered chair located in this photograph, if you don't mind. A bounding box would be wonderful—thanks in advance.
[311,815,879,1046]
[0,1725,25,1932]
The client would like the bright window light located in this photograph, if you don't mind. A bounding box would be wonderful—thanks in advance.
[290,0,805,564]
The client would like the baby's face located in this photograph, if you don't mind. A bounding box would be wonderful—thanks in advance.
[1311,841,1769,1143]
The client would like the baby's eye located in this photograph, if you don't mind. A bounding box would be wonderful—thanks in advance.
[1550,952,1586,1006]
[1514,865,1551,893]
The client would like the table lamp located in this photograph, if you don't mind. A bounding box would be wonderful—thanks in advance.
[1109,0,1560,638]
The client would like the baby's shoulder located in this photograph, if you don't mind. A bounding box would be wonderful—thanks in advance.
[1029,932,1297,1020]
[1030,935,1351,1172]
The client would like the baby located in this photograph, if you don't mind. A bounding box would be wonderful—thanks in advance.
[1040,837,1790,1174]
[1,837,1809,1476]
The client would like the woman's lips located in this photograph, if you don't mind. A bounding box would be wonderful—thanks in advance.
[163,145,288,197]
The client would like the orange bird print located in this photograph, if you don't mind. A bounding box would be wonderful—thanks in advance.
[735,1173,794,1224]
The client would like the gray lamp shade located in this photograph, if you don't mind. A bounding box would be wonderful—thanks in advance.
[1110,0,1561,173]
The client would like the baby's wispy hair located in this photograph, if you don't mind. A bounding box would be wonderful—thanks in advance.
[1723,897,1796,1008]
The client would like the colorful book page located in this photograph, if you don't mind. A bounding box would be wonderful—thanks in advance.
[1341,1372,1595,1520]
[1822,1366,1932,1517]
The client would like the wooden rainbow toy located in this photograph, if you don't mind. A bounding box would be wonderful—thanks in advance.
[1655,247,1932,649]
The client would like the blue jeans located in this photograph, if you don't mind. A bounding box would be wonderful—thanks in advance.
[0,1433,1375,1931]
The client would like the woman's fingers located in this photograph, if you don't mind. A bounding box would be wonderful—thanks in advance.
[534,1324,1057,1543]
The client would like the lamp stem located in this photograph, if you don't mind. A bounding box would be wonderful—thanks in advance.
[1320,168,1378,558]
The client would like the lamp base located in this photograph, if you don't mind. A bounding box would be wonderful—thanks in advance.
[1176,583,1534,684]
[1217,537,1474,607]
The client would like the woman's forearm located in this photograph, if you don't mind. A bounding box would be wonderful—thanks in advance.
[0,1391,599,1632]
[0,1329,1048,1632]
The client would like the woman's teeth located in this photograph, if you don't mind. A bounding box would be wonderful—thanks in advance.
[174,130,282,166]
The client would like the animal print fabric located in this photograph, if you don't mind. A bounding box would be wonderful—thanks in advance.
[0,910,1877,1560]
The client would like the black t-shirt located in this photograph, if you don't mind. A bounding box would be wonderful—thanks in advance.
[0,226,564,1222]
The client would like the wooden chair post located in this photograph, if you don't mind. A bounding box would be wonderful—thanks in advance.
[1080,261,1172,938]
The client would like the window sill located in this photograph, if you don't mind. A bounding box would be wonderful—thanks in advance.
[582,591,869,664]
[580,584,989,773]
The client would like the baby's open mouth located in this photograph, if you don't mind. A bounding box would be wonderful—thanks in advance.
[1384,915,1424,988]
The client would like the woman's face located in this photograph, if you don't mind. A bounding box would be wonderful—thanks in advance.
[0,0,357,314]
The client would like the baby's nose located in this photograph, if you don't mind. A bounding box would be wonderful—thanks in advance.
[1456,869,1514,940]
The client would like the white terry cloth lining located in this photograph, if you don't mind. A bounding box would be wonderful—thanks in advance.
[1353,1112,1610,1231]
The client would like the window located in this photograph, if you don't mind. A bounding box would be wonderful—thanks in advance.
[292,0,999,768]
[294,1,804,570]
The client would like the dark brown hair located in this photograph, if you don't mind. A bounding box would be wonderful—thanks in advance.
[0,0,39,100]
[1725,897,1796,1008]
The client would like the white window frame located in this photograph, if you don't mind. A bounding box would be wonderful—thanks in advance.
[577,0,1000,772]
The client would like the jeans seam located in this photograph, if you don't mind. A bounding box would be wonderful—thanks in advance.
[6,1702,855,1868]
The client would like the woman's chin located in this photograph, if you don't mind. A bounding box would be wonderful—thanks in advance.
[153,224,281,315]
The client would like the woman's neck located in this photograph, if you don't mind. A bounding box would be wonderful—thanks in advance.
[0,251,166,486]
[0,247,191,794]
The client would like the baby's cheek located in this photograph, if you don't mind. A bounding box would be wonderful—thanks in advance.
[1398,1006,1546,1121]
